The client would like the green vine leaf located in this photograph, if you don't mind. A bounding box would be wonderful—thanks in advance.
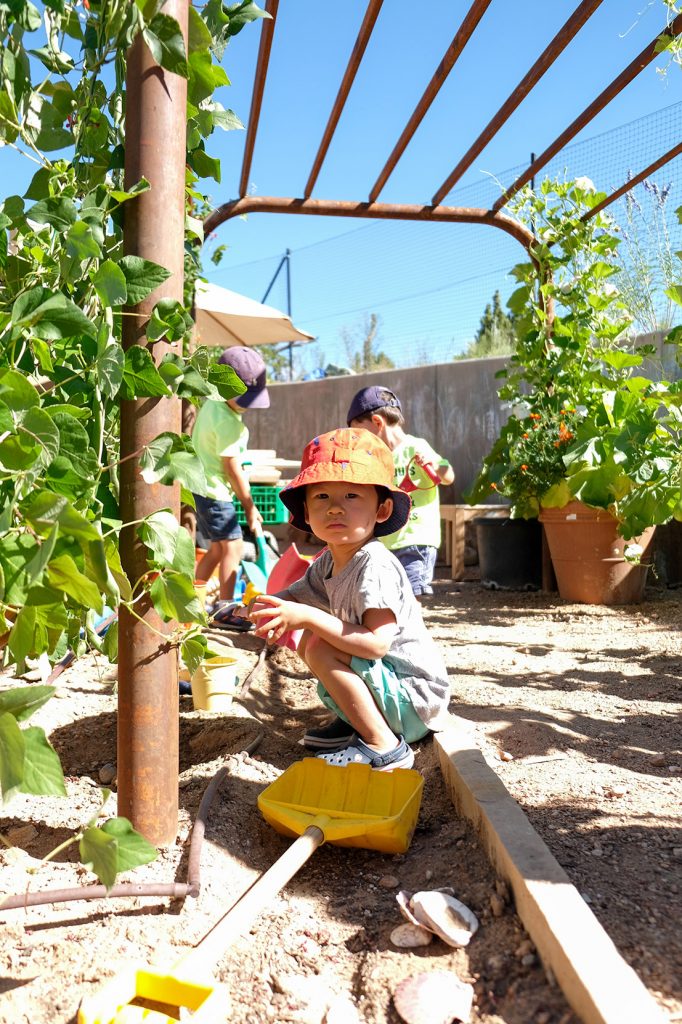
[139,509,195,575]
[93,259,128,307]
[0,712,25,801]
[120,347,171,400]
[139,431,207,492]
[80,816,157,890]
[143,14,189,78]
[20,726,67,796]
[119,255,171,304]
[0,685,56,723]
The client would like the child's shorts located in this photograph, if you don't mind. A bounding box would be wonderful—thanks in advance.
[393,544,437,597]
[194,495,243,543]
[317,656,429,744]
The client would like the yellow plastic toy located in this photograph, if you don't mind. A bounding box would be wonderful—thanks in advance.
[78,760,423,1024]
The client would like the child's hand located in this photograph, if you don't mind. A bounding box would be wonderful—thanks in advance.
[248,594,306,644]
[413,453,441,484]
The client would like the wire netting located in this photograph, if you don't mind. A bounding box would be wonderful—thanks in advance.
[212,102,682,376]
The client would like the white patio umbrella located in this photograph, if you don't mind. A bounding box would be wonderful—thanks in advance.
[194,281,315,348]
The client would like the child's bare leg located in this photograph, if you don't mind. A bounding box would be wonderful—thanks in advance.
[305,636,397,751]
[217,537,243,601]
[195,542,220,583]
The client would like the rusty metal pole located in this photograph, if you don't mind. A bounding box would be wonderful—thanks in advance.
[118,1,188,844]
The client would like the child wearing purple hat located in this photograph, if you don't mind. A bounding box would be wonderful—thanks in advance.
[192,347,269,608]
[347,385,454,598]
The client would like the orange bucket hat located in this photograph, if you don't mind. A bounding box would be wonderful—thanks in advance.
[280,428,411,537]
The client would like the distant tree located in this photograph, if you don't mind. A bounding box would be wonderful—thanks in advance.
[341,313,395,372]
[258,343,292,382]
[457,291,516,359]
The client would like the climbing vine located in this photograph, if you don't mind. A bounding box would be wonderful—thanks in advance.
[0,0,266,877]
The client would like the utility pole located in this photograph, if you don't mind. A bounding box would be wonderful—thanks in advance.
[262,248,295,381]
[118,0,189,844]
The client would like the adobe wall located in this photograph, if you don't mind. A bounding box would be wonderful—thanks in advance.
[248,330,676,501]
[248,357,510,503]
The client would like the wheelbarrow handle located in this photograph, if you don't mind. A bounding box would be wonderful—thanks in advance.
[181,824,325,973]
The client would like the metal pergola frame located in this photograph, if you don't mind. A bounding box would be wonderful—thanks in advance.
[119,2,681,846]
[205,1,682,251]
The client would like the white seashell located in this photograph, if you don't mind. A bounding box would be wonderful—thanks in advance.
[393,971,474,1024]
[396,889,422,927]
[396,887,455,928]
[409,891,479,948]
[390,922,434,948]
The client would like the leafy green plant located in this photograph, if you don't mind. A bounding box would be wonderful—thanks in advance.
[466,178,682,540]
[0,682,156,887]
[0,0,266,881]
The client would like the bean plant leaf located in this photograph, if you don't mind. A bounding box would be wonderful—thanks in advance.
[181,633,212,676]
[119,256,171,304]
[140,432,207,492]
[25,197,78,231]
[150,571,202,622]
[665,284,682,307]
[0,685,56,723]
[0,712,25,800]
[120,347,170,400]
[143,14,189,77]
[47,554,104,613]
[81,816,157,889]
[96,343,125,399]
[20,726,67,796]
[139,510,195,575]
[93,260,128,307]
[22,490,100,542]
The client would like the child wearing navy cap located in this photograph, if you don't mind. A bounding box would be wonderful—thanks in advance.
[346,385,454,598]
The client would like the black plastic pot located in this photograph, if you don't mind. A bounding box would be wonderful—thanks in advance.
[474,516,542,590]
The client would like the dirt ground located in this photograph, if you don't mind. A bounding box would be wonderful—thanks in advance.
[0,574,680,1024]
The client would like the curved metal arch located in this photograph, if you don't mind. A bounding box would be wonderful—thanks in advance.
[203,196,536,254]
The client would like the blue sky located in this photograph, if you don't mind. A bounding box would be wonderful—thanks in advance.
[198,0,681,372]
[3,1,680,371]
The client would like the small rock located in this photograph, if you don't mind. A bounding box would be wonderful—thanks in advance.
[521,953,537,968]
[499,750,514,762]
[424,868,434,882]
[6,824,38,846]
[650,753,666,767]
[591,846,603,857]
[98,763,117,785]
[605,784,627,798]
[379,874,399,889]
[390,923,434,948]
[515,939,534,959]
[393,971,474,1024]
[671,848,682,861]
[535,1012,551,1024]
[489,893,505,918]
[668,765,680,775]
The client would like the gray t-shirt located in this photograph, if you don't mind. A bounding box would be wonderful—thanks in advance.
[288,540,450,728]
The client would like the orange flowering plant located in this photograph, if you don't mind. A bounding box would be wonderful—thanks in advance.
[466,179,682,540]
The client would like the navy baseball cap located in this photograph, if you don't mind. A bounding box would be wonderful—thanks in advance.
[346,385,401,426]
[218,347,270,409]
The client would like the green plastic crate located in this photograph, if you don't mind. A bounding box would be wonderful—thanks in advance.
[234,484,289,525]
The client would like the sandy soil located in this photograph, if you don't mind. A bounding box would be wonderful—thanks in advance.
[0,576,680,1024]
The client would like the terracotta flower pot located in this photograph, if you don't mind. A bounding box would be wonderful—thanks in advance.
[538,501,655,605]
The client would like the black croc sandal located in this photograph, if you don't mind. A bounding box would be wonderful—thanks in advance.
[211,602,254,632]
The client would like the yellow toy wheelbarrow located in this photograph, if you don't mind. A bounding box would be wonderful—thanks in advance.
[78,758,424,1024]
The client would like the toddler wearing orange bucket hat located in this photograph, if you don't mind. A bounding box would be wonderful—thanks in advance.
[247,428,450,770]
